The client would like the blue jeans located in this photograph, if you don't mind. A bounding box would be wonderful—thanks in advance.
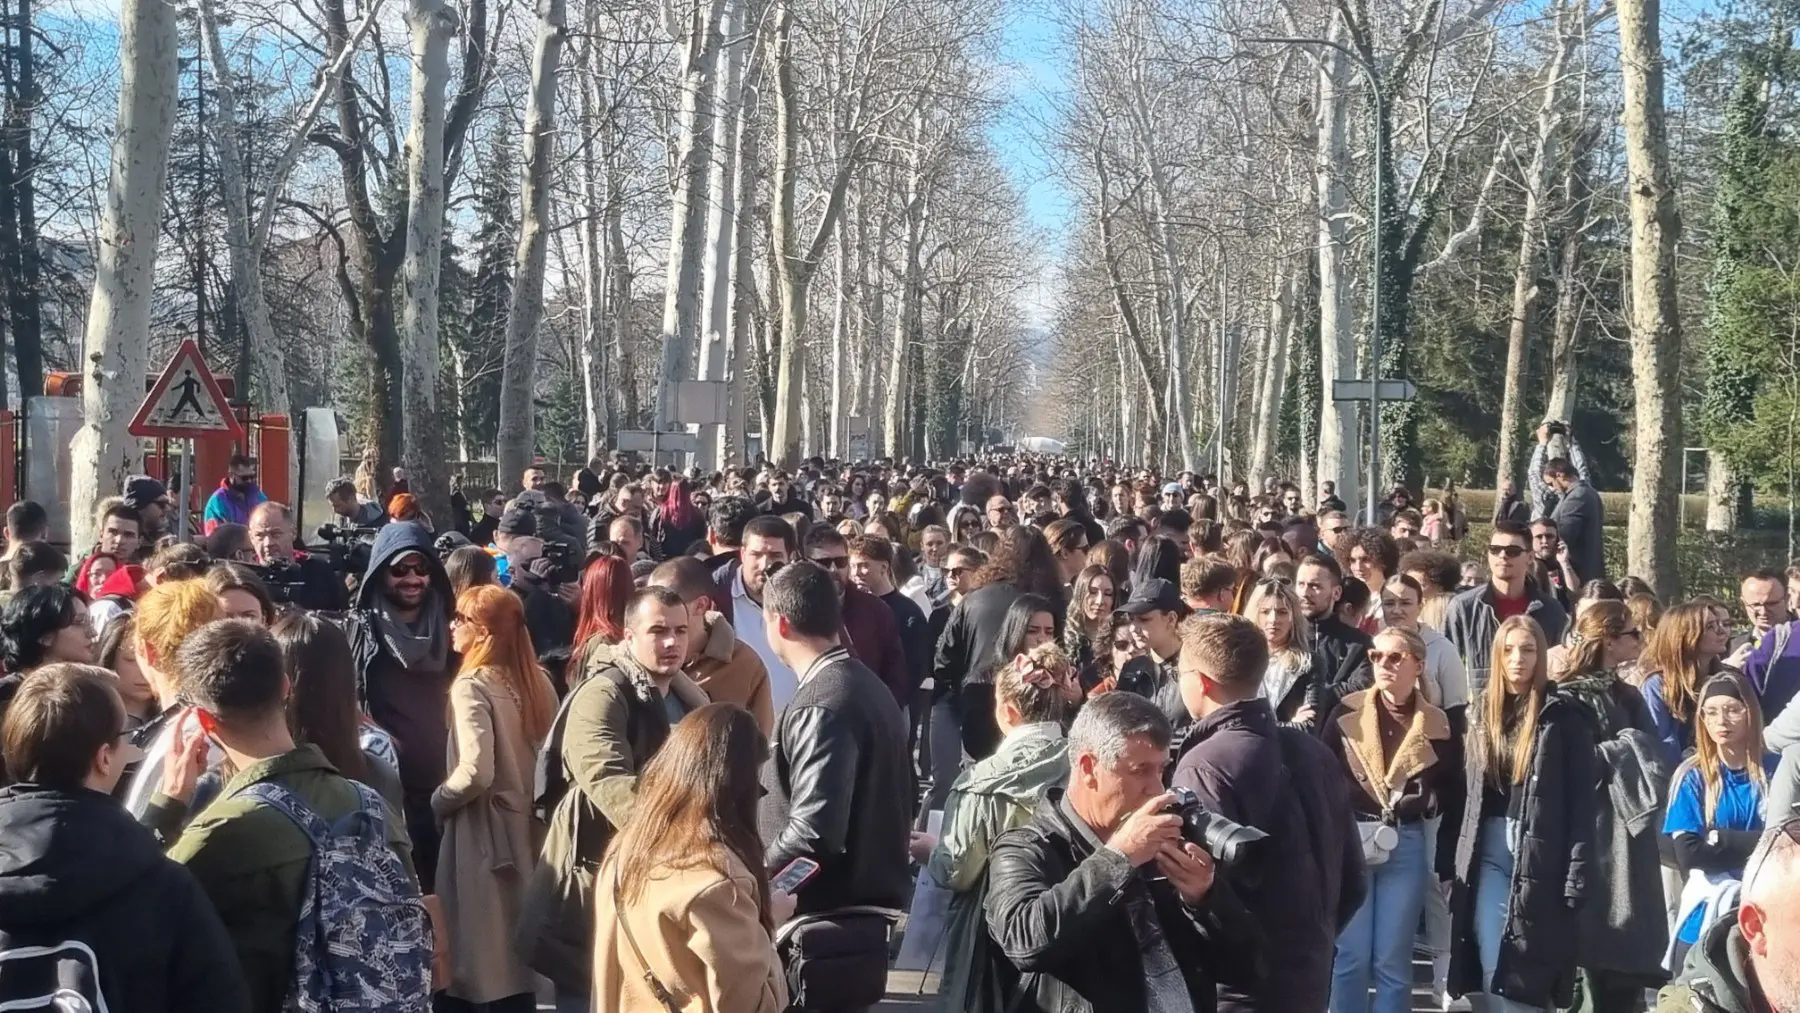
[1331,822,1429,1013]
[1474,817,1549,1013]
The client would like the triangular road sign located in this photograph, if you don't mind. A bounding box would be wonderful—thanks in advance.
[129,339,245,441]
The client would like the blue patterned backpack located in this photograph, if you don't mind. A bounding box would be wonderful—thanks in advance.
[239,780,433,1012]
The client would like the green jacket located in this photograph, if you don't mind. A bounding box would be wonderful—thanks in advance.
[926,723,1069,1013]
[1654,912,1769,1013]
[169,745,417,1013]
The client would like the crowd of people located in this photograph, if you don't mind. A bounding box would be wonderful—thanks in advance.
[0,437,1794,1013]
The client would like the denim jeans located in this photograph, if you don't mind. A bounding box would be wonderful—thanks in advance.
[1474,817,1550,1013]
[1331,822,1430,1013]
[925,697,963,815]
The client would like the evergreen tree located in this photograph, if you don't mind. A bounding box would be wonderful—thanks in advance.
[455,137,515,459]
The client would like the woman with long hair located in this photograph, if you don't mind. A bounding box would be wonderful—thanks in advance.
[271,611,404,808]
[1639,601,1732,762]
[1088,539,1131,596]
[444,544,500,596]
[1550,600,1669,1011]
[205,562,278,624]
[1662,671,1780,969]
[1447,617,1596,1013]
[592,703,787,1013]
[95,614,156,727]
[1246,577,1334,734]
[1063,564,1115,671]
[928,643,1074,1013]
[1079,611,1146,695]
[433,585,557,1013]
[1222,528,1260,612]
[654,476,707,559]
[569,553,635,680]
[1133,534,1184,590]
[1619,594,1663,687]
[1324,626,1459,1013]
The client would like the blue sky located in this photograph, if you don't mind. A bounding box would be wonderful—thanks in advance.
[992,0,1073,326]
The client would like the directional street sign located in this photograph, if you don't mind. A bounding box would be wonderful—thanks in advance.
[1332,378,1418,403]
[616,429,700,454]
[129,339,245,441]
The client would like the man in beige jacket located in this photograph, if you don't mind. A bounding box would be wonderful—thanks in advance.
[649,556,775,734]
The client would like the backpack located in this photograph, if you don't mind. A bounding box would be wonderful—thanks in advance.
[0,939,107,1012]
[238,780,432,1013]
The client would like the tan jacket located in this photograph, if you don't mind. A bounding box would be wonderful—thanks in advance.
[687,613,773,734]
[431,669,552,1003]
[593,851,788,1013]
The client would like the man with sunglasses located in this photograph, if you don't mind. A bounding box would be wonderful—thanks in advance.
[1655,820,1800,1012]
[343,520,456,891]
[1442,519,1568,694]
[803,527,908,713]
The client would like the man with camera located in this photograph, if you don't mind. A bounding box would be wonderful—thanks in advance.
[984,691,1255,1013]
[1170,612,1365,1013]
[246,502,347,612]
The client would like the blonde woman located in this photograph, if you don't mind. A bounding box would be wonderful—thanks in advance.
[1322,627,1458,1013]
[926,642,1073,1013]
[1447,616,1597,1013]
[1662,671,1780,968]
[1062,564,1115,672]
[1245,577,1334,733]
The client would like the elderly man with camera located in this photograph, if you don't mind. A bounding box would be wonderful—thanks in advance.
[1171,612,1366,1013]
[984,692,1259,1013]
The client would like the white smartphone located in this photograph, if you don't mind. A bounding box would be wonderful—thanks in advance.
[771,857,821,894]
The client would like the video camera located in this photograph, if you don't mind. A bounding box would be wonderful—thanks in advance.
[315,524,379,576]
[244,560,314,607]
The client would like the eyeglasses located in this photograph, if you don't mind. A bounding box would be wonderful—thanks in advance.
[1744,815,1800,892]
[1369,650,1415,666]
[1111,638,1136,651]
[1486,544,1527,559]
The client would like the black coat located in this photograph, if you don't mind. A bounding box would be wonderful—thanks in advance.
[1447,687,1598,1007]
[1170,699,1366,1013]
[0,785,250,1013]
[1311,616,1374,696]
[934,582,1065,759]
[759,647,913,916]
[983,789,1259,1013]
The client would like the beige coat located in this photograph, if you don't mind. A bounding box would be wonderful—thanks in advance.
[431,668,552,1003]
[592,851,787,1013]
[687,613,773,735]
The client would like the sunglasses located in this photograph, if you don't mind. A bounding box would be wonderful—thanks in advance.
[1369,650,1415,665]
[1620,628,1643,640]
[389,562,431,578]
[1111,638,1136,651]
[811,555,850,570]
[1486,544,1527,559]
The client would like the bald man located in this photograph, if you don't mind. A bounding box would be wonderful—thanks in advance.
[1656,821,1800,1012]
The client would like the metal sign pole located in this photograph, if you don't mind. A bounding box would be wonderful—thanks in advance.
[177,439,191,542]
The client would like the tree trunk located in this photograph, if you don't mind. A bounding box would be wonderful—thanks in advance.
[727,66,759,466]
[654,0,729,435]
[2,0,40,403]
[1705,454,1740,532]
[577,34,605,462]
[1618,0,1684,597]
[1496,13,1575,499]
[495,0,566,493]
[399,0,454,521]
[197,0,291,419]
[697,0,748,469]
[1249,263,1295,488]
[1315,38,1357,510]
[71,0,176,552]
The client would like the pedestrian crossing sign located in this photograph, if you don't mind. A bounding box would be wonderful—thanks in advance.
[129,339,245,441]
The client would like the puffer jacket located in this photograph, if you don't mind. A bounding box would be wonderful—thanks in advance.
[927,724,1068,1013]
[1446,684,1598,1007]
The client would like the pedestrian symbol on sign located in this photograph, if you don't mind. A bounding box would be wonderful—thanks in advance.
[128,339,245,441]
[171,370,207,420]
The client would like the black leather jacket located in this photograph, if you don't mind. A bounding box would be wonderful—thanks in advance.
[759,648,913,916]
[983,789,1261,1013]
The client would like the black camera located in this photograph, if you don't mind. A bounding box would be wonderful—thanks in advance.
[315,524,379,577]
[1545,419,1568,437]
[244,560,311,607]
[1161,786,1268,870]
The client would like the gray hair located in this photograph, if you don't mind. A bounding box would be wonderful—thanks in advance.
[1745,816,1800,905]
[1067,692,1171,767]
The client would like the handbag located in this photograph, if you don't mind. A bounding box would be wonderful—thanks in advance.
[774,906,899,1010]
[613,870,683,1013]
[514,782,600,991]
[1357,789,1403,867]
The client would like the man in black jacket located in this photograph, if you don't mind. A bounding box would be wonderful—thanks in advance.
[0,664,250,1013]
[1295,553,1373,698]
[1170,612,1365,1013]
[758,561,911,1009]
[984,692,1253,1013]
[246,502,347,612]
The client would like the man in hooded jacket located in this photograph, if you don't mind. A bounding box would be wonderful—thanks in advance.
[342,521,457,891]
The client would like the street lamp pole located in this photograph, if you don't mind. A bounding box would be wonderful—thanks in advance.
[1246,36,1385,523]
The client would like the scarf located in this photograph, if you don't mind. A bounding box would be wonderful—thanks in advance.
[373,589,450,672]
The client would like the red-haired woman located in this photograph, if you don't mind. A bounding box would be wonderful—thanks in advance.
[569,553,634,683]
[433,584,557,1013]
[653,476,708,559]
